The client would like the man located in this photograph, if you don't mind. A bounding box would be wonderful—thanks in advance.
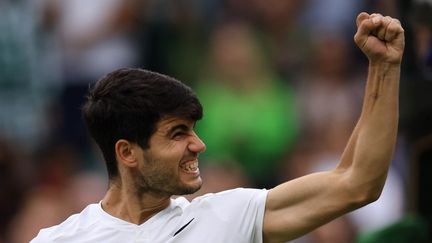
[31,12,404,243]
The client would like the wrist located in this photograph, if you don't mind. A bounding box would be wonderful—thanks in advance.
[368,60,401,70]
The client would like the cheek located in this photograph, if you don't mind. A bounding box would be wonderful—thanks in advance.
[168,139,189,155]
[158,143,188,167]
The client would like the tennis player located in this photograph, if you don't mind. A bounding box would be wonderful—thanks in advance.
[31,12,404,243]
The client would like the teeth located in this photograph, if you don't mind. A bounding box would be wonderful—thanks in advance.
[181,161,198,172]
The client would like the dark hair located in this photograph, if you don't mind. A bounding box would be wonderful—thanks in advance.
[82,68,203,180]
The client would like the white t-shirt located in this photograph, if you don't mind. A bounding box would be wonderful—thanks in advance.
[31,188,268,243]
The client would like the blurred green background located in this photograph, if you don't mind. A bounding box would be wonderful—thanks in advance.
[0,0,431,242]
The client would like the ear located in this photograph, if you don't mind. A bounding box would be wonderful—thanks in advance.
[115,139,140,168]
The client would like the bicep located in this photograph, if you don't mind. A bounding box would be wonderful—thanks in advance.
[263,170,364,243]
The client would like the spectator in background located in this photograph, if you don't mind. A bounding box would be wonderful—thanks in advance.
[400,0,432,237]
[7,141,106,243]
[43,0,143,81]
[195,19,299,188]
[300,0,364,36]
[141,0,208,86]
[0,138,30,243]
[294,32,363,157]
[249,0,308,79]
[40,0,147,155]
[0,0,62,150]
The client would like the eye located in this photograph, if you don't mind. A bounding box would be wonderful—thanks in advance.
[172,132,186,140]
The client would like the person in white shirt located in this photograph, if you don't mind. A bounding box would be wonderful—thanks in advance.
[31,12,404,243]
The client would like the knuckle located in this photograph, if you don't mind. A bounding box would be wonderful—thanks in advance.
[374,13,384,17]
[389,23,403,33]
[353,35,362,45]
[354,33,359,42]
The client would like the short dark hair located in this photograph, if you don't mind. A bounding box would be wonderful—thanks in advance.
[82,68,203,180]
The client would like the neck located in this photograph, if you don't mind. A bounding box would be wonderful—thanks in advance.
[101,181,171,225]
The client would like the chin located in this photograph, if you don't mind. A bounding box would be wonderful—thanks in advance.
[178,178,202,195]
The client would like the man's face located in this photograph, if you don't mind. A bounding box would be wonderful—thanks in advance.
[134,117,206,197]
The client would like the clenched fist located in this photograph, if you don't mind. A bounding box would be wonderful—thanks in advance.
[354,12,405,65]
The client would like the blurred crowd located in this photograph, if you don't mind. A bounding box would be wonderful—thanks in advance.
[0,0,431,242]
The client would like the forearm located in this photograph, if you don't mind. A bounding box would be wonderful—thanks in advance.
[338,62,400,198]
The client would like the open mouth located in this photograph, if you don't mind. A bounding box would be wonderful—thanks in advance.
[180,160,199,173]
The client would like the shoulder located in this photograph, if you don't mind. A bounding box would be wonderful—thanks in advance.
[195,188,268,201]
[30,203,100,243]
[190,188,268,211]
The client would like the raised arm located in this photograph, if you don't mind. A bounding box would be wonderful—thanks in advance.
[263,12,405,243]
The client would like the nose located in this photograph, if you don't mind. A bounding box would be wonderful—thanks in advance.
[188,132,206,154]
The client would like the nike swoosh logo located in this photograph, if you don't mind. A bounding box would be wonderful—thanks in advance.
[173,218,195,236]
